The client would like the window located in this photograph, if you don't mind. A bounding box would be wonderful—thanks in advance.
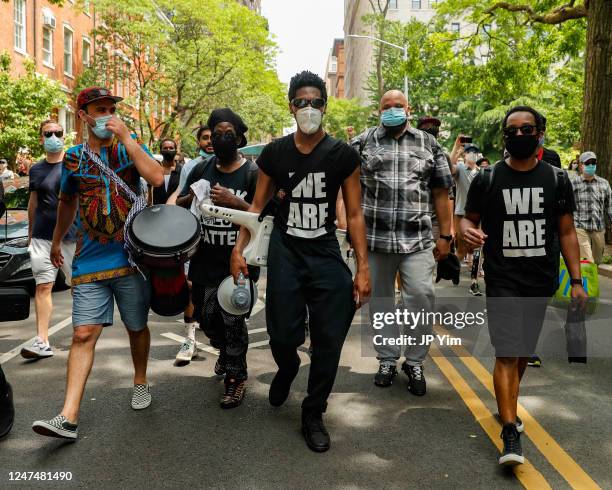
[65,108,75,135]
[83,0,91,14]
[82,38,91,66]
[451,23,461,34]
[330,56,338,73]
[388,0,398,8]
[42,27,53,66]
[428,0,437,8]
[14,0,26,53]
[64,26,74,76]
[411,0,421,9]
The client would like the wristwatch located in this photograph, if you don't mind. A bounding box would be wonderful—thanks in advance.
[570,278,583,286]
[440,234,453,242]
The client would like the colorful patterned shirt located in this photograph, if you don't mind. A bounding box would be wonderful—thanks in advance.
[60,136,151,285]
[571,174,612,231]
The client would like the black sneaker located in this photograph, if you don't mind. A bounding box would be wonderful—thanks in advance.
[220,379,246,409]
[499,423,524,466]
[402,363,426,396]
[469,283,483,296]
[0,383,14,439]
[269,367,298,407]
[301,412,330,453]
[32,414,78,440]
[374,363,397,387]
[527,355,542,368]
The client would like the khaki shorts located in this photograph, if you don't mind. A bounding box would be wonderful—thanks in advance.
[28,238,75,286]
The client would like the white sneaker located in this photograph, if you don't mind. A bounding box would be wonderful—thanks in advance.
[175,338,197,364]
[21,337,54,360]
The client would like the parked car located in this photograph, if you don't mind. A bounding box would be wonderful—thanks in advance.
[0,180,67,295]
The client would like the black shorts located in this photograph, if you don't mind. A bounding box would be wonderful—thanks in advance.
[485,282,550,357]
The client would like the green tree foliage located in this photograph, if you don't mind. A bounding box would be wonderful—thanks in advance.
[362,1,587,161]
[0,53,66,164]
[324,97,373,140]
[77,0,290,150]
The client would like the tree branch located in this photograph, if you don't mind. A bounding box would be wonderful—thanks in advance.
[484,1,587,24]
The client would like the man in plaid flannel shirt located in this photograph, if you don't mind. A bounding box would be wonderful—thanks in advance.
[352,90,453,396]
[571,151,612,264]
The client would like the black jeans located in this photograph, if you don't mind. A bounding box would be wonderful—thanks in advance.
[192,283,249,381]
[266,227,356,415]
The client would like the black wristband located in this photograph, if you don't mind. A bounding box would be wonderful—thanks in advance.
[570,278,583,286]
[440,234,453,242]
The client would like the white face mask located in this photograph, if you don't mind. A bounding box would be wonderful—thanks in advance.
[295,107,322,135]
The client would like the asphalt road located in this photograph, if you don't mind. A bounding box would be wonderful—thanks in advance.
[1,272,611,489]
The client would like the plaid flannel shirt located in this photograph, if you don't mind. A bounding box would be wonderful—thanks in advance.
[571,174,612,231]
[352,125,452,254]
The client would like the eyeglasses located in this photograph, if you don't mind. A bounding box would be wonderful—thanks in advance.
[503,124,537,137]
[43,130,64,138]
[291,98,326,110]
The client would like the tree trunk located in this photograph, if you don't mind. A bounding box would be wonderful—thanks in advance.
[581,0,611,185]
[581,0,612,244]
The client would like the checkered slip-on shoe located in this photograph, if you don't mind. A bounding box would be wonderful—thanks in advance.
[131,384,152,410]
[32,414,78,439]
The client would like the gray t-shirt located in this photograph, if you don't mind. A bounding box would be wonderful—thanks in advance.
[454,163,480,216]
[179,153,214,195]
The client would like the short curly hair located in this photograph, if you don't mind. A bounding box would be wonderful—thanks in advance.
[502,106,545,132]
[288,70,327,103]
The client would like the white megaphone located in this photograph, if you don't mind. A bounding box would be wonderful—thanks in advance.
[200,203,352,269]
[217,273,258,316]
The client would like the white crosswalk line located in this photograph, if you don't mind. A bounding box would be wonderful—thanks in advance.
[0,316,72,365]
[161,332,220,355]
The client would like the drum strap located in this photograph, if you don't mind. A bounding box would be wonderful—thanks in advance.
[82,143,147,271]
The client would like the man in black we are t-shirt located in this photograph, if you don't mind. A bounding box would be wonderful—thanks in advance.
[231,71,371,453]
[178,108,259,409]
[461,106,586,467]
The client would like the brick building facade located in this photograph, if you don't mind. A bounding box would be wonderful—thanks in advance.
[0,0,95,136]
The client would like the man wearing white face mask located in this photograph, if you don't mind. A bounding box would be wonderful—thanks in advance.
[21,120,76,360]
[353,90,453,396]
[232,71,371,452]
[32,87,164,440]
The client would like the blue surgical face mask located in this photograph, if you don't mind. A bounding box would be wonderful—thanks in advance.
[90,115,113,140]
[381,107,407,127]
[43,135,64,153]
[584,164,597,176]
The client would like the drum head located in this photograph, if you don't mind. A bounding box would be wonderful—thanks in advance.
[130,205,199,253]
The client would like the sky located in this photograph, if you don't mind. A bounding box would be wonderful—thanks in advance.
[261,0,345,84]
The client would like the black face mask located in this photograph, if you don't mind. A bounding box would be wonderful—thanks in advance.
[212,133,238,161]
[421,126,440,138]
[504,134,539,159]
[161,150,177,162]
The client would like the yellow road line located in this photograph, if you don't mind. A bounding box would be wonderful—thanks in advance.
[453,348,601,490]
[430,345,551,489]
[432,321,600,490]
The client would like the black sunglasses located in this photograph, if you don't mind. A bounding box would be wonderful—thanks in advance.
[43,130,64,138]
[503,124,537,137]
[291,98,326,110]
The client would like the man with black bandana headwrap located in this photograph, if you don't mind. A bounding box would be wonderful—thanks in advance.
[178,108,259,409]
